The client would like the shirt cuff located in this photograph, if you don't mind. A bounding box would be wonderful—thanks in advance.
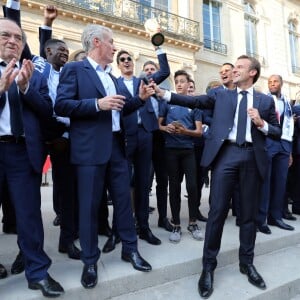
[6,0,20,10]
[40,25,52,30]
[155,47,165,55]
[95,99,100,111]
[162,90,171,102]
[257,120,269,134]
[20,83,30,95]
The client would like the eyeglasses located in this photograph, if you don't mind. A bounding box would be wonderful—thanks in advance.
[119,56,132,63]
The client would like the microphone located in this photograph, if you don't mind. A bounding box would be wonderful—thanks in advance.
[139,72,157,99]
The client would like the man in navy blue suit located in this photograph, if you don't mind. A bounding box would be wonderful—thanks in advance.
[55,24,153,289]
[156,55,281,298]
[115,48,170,246]
[0,18,64,297]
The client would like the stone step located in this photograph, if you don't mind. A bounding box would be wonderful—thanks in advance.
[111,244,300,300]
[1,185,300,300]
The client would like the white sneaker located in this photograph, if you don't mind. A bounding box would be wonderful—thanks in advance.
[169,226,182,243]
[187,224,203,241]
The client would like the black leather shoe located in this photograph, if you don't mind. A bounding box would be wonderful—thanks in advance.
[0,263,8,279]
[292,208,300,215]
[198,270,214,299]
[158,218,173,232]
[239,263,266,289]
[98,223,112,237]
[283,211,297,221]
[257,224,271,235]
[121,251,152,272]
[139,228,161,245]
[197,211,208,222]
[81,264,98,289]
[11,251,25,274]
[102,234,121,253]
[59,242,81,260]
[2,223,17,234]
[53,215,60,226]
[268,217,294,231]
[28,274,64,297]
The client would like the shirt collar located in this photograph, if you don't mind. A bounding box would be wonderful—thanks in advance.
[237,86,254,96]
[0,58,20,68]
[87,56,112,73]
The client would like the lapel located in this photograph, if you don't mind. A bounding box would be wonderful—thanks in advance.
[133,76,140,96]
[83,59,107,96]
[252,90,261,110]
[0,70,6,110]
[117,77,132,99]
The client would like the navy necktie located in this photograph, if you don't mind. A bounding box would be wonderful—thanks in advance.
[0,61,24,137]
[236,91,248,145]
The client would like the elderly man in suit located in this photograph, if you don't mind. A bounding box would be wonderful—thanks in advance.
[156,55,281,298]
[55,24,153,289]
[0,18,64,297]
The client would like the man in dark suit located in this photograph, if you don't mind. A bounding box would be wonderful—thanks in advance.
[116,48,170,246]
[156,55,281,298]
[257,75,295,234]
[55,24,153,289]
[0,18,64,297]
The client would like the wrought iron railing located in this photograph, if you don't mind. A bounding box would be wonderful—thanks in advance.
[203,39,227,55]
[44,0,200,44]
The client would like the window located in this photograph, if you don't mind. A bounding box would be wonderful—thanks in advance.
[139,0,169,22]
[289,21,300,74]
[203,0,222,52]
[244,1,258,57]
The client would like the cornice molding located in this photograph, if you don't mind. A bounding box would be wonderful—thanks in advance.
[22,0,201,52]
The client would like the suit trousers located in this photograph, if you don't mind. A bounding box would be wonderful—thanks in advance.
[202,143,261,271]
[0,142,51,282]
[126,126,153,230]
[258,142,290,224]
[151,130,168,220]
[76,134,137,265]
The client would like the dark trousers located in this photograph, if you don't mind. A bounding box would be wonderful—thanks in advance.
[165,147,198,225]
[0,142,51,282]
[126,127,153,230]
[76,134,137,265]
[47,137,78,247]
[203,144,261,271]
[151,130,168,220]
[258,142,290,224]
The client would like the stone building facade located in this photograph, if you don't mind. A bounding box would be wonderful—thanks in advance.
[4,0,300,99]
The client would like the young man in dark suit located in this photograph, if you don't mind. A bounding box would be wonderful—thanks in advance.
[156,55,281,298]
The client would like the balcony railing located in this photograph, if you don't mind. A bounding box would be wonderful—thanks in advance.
[48,0,200,44]
[292,65,300,75]
[204,39,227,55]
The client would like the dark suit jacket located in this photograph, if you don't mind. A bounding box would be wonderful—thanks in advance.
[0,70,53,173]
[169,88,281,178]
[118,52,170,135]
[54,59,146,165]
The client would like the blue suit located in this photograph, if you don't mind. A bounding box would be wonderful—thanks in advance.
[0,70,53,283]
[118,52,170,230]
[257,98,293,224]
[168,88,281,270]
[55,59,145,264]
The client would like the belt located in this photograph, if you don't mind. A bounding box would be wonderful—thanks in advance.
[0,135,25,144]
[225,140,253,148]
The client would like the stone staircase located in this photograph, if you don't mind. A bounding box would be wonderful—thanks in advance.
[0,185,300,300]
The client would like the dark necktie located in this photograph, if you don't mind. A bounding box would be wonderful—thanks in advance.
[236,91,248,145]
[0,61,24,137]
